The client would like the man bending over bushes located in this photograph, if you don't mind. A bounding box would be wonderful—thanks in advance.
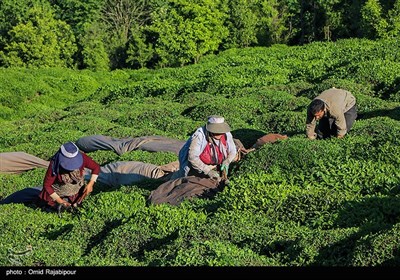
[306,87,357,140]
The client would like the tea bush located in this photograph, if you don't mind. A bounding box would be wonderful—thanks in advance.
[1,38,400,267]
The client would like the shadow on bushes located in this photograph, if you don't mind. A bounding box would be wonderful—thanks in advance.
[358,107,400,121]
[84,218,127,256]
[45,224,74,240]
[312,196,400,266]
[231,128,266,149]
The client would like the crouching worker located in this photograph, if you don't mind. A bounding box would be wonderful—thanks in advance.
[38,141,100,212]
[306,87,357,140]
[173,115,237,181]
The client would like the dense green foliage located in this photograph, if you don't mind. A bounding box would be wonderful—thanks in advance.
[1,38,400,267]
[1,0,400,69]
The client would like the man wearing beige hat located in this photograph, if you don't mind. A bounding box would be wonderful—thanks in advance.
[173,115,237,180]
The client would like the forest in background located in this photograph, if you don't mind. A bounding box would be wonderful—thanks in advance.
[1,0,400,70]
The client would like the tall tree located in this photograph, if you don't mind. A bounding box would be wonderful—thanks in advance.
[0,4,77,68]
[314,0,345,41]
[101,0,151,69]
[220,0,259,49]
[361,0,389,39]
[126,25,154,69]
[148,0,228,68]
[80,22,110,71]
[386,0,400,37]
[49,0,105,69]
[256,0,295,45]
[0,0,42,53]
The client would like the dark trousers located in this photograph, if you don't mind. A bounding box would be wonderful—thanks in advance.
[318,105,357,139]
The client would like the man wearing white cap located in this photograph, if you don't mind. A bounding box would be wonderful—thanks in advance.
[38,141,100,210]
[173,115,237,180]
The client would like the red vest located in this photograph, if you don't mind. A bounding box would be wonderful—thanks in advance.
[199,134,227,165]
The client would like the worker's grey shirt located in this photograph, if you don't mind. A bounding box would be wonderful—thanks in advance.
[306,88,356,139]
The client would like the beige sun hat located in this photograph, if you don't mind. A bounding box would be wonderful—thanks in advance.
[206,115,231,134]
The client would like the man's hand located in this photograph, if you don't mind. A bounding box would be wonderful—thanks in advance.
[307,134,317,140]
[85,180,95,194]
[57,198,71,207]
[75,180,95,206]
[207,170,220,179]
[220,163,229,176]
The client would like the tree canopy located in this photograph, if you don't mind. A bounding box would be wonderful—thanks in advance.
[1,0,400,69]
